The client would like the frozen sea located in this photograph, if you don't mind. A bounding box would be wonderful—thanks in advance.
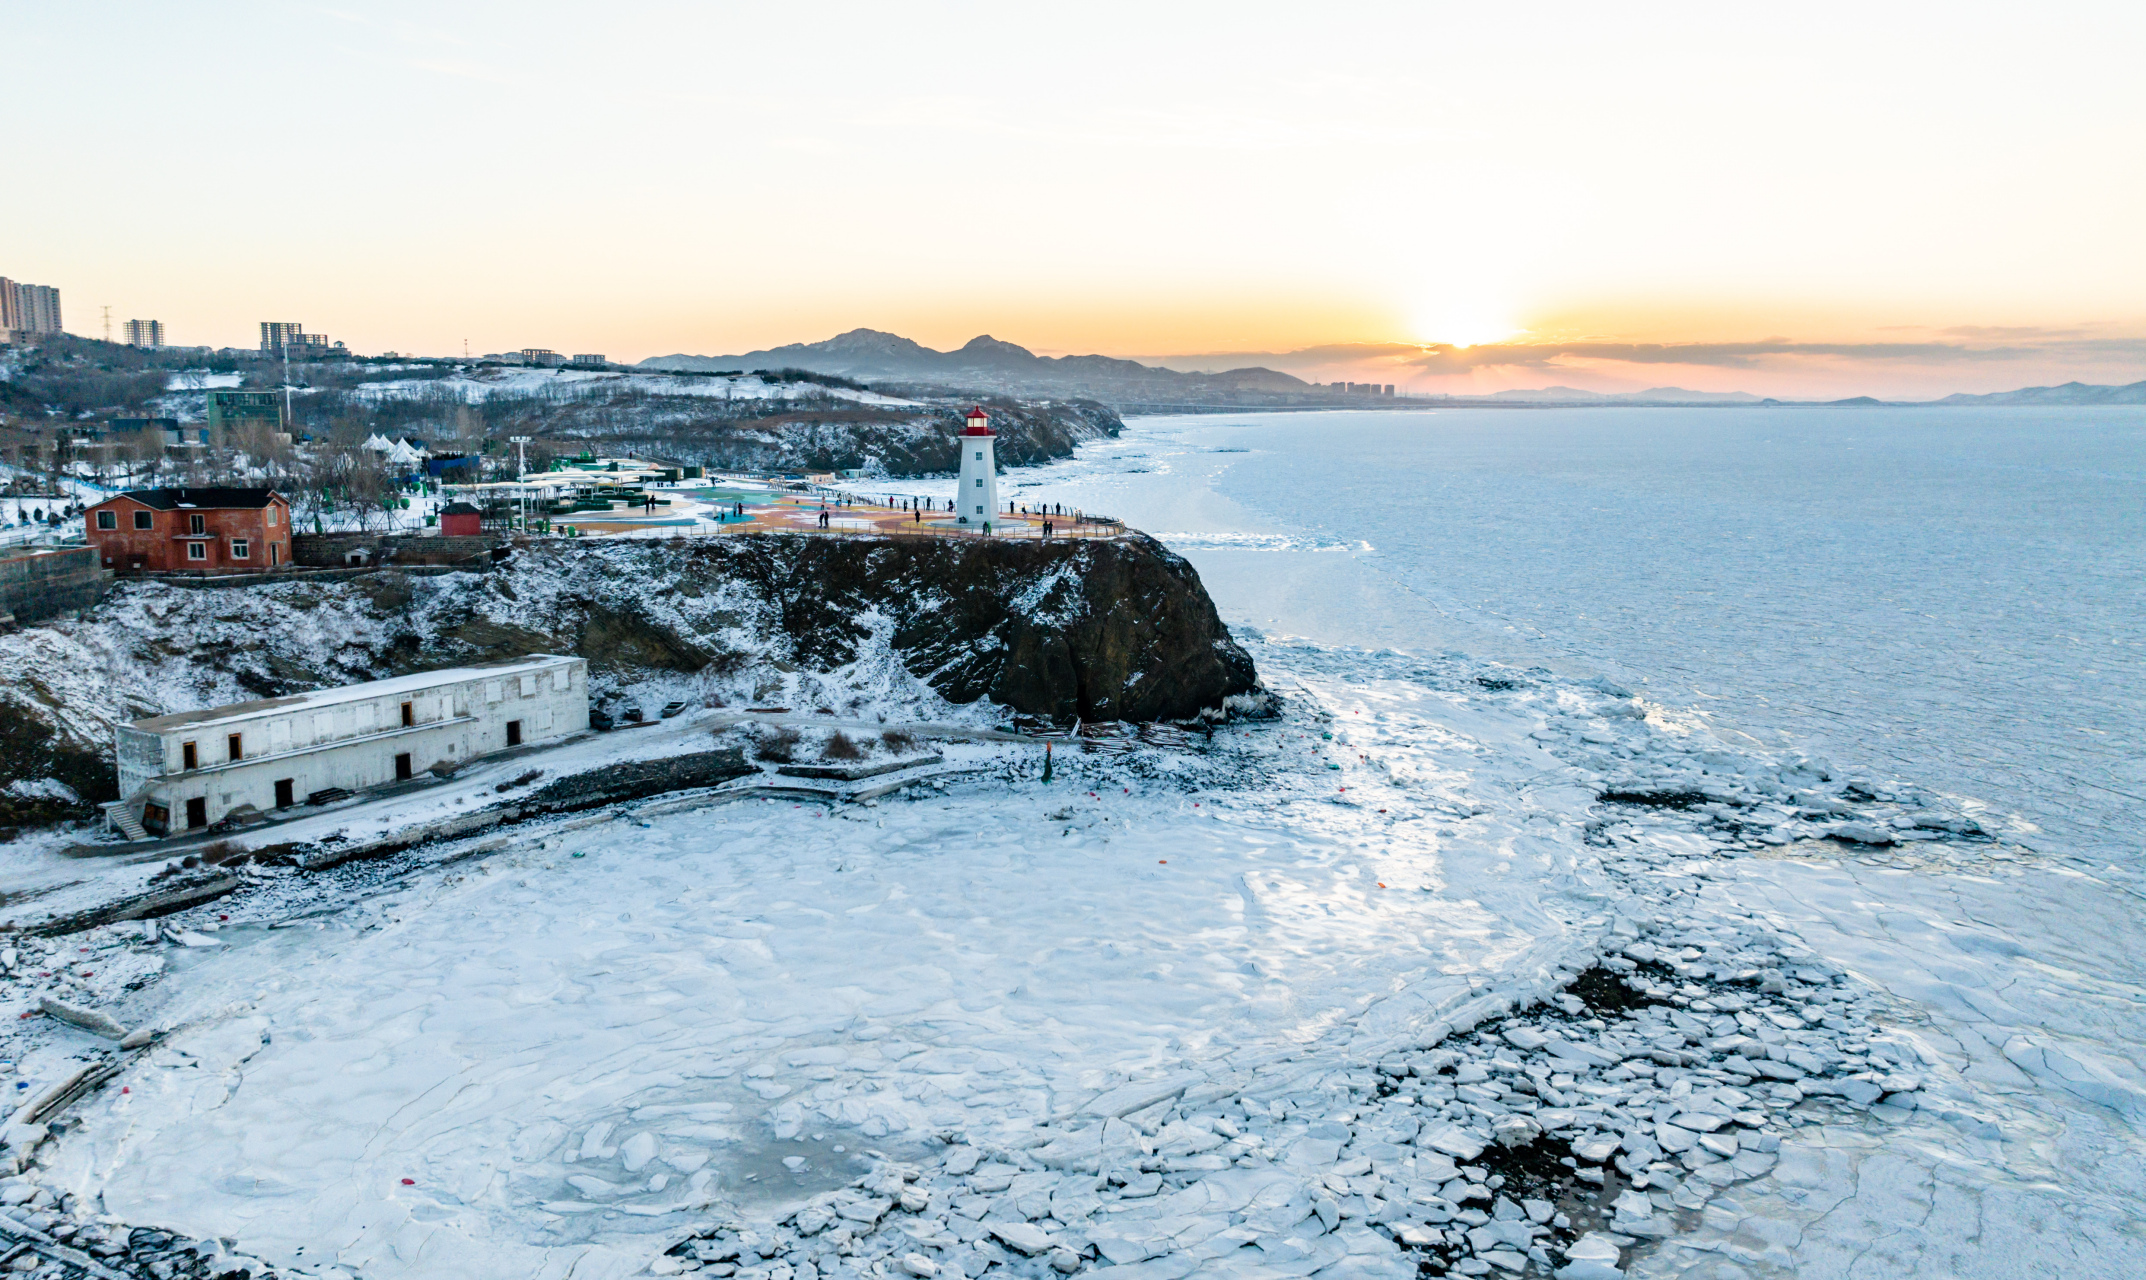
[32,405,2146,1280]
[991,406,2146,872]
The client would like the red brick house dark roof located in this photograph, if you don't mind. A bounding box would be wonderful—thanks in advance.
[110,487,285,510]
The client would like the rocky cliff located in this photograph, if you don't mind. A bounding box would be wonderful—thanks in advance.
[0,534,1263,823]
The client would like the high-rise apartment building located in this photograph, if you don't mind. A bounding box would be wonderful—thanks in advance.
[0,279,63,335]
[261,322,304,353]
[125,319,165,349]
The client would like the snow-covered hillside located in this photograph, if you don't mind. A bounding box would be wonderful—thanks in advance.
[350,367,921,408]
[0,535,1252,824]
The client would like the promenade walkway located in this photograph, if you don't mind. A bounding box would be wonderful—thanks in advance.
[560,486,1125,542]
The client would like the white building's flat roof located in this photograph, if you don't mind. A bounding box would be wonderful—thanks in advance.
[127,654,580,735]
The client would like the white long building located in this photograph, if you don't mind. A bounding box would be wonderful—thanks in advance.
[113,654,588,836]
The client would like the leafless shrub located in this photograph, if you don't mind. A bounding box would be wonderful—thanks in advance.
[881,729,919,754]
[754,726,801,763]
[822,731,864,761]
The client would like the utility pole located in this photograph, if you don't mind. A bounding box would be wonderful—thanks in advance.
[510,434,531,531]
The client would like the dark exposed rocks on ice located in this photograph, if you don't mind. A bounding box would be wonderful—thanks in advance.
[0,642,2013,1280]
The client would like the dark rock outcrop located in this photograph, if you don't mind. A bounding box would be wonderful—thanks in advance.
[710,533,1259,722]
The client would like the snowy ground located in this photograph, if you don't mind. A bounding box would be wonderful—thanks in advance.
[4,632,2133,1280]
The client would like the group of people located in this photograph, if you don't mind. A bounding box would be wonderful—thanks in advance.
[793,491,1090,537]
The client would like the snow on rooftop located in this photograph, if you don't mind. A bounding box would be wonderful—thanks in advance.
[127,654,580,734]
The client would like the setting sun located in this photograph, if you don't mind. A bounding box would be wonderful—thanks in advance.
[1412,309,1521,349]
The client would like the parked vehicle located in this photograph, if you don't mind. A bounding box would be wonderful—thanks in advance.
[590,708,616,732]
[660,701,688,719]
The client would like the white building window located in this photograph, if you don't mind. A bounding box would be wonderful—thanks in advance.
[520,675,537,697]
[974,451,983,460]
[486,681,503,704]
[974,478,983,488]
[186,542,207,561]
[231,539,250,559]
[356,704,377,731]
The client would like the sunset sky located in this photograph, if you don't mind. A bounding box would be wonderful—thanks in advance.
[11,2,2144,397]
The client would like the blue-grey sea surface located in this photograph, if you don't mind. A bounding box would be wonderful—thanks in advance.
[946,406,2144,869]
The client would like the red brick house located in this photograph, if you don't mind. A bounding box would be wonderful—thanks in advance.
[85,487,293,574]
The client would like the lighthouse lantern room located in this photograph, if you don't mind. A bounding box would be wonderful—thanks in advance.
[957,407,1000,527]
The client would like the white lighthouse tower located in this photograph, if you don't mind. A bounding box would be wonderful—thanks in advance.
[956,406,1000,528]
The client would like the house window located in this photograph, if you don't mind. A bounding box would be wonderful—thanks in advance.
[228,733,243,761]
[182,741,198,770]
[401,701,414,727]
[96,510,116,529]
[133,510,153,530]
[267,507,279,526]
[231,539,250,559]
[519,675,537,698]
[189,514,205,535]
[187,542,207,561]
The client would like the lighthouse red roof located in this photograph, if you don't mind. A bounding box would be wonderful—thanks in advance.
[961,406,994,436]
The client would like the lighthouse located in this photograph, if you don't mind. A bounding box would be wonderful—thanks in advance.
[957,406,1000,528]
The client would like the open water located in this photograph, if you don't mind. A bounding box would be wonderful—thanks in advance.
[967,406,2146,869]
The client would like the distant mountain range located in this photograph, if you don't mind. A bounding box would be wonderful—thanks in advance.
[641,331,2146,409]
[1930,379,2146,406]
[642,330,1311,402]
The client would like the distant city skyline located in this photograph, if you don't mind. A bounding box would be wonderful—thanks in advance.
[9,3,2144,399]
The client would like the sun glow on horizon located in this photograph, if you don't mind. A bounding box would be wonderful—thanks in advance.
[1412,309,1523,350]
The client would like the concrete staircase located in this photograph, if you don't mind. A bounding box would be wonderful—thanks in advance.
[102,801,149,842]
